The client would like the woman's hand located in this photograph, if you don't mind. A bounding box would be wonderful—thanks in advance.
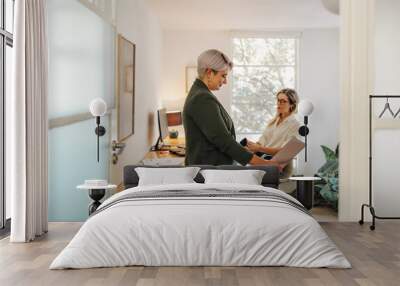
[248,156,284,172]
[246,140,261,153]
[267,160,284,172]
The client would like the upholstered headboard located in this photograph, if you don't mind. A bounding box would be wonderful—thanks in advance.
[123,165,280,189]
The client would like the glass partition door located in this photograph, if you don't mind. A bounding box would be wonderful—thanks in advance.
[47,0,115,221]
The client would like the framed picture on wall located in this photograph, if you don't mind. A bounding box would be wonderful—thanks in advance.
[117,34,135,141]
[185,66,197,93]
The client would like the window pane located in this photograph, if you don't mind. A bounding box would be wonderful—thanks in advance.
[0,1,3,29]
[232,66,295,134]
[232,37,297,135]
[233,38,296,66]
[5,44,12,219]
[6,0,14,33]
[0,37,3,227]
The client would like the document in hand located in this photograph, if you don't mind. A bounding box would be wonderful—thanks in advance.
[272,137,305,165]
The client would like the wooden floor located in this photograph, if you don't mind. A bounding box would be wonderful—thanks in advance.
[310,206,338,222]
[1,221,399,286]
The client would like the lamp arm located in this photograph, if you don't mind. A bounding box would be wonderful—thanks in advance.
[97,117,100,162]
[305,116,308,162]
[298,116,310,162]
[306,116,309,162]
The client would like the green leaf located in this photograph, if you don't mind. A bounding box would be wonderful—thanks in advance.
[317,160,338,177]
[335,144,340,158]
[320,185,338,204]
[328,177,339,192]
[321,145,337,161]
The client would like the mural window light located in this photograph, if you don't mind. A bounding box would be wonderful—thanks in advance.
[231,36,298,140]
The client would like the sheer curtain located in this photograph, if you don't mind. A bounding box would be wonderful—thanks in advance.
[10,0,48,242]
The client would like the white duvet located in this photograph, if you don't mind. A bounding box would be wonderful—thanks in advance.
[50,183,351,269]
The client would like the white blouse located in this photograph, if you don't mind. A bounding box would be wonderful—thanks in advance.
[258,114,301,148]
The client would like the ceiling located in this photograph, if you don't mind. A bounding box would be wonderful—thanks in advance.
[146,0,340,31]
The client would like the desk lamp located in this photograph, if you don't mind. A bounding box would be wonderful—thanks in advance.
[166,111,182,139]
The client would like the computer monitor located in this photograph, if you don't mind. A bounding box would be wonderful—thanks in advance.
[152,108,169,150]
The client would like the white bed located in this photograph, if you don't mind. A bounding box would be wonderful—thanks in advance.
[50,183,350,269]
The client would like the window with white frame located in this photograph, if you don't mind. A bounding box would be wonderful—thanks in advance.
[231,36,298,140]
[1,0,14,231]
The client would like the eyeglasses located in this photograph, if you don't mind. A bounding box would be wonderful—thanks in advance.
[220,53,229,64]
[277,99,289,104]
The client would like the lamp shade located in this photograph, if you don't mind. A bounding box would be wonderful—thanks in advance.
[166,111,182,126]
[321,0,339,15]
[298,100,314,116]
[89,98,107,117]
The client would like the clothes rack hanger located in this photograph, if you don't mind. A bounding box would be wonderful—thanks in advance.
[378,97,395,118]
[393,106,400,118]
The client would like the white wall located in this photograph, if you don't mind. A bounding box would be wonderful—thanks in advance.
[161,29,339,175]
[112,0,163,183]
[161,31,232,111]
[372,0,400,217]
[375,0,400,94]
[147,0,339,31]
[298,29,340,175]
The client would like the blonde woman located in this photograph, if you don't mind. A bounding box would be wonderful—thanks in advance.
[183,49,281,168]
[246,88,301,175]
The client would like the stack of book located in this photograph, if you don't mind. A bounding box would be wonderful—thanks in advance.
[84,179,108,187]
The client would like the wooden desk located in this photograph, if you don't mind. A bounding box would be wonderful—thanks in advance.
[143,137,185,160]
[118,138,185,192]
[164,137,185,147]
[143,150,183,159]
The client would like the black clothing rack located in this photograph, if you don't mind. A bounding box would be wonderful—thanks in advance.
[359,95,400,230]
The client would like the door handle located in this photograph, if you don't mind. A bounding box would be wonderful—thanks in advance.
[112,140,126,153]
[111,140,126,165]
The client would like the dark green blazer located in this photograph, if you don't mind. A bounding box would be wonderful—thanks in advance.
[183,79,253,166]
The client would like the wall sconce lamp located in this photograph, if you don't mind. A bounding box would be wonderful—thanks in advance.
[298,99,314,162]
[166,110,182,139]
[89,98,107,162]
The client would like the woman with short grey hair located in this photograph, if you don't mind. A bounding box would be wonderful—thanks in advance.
[197,49,233,79]
[182,49,281,168]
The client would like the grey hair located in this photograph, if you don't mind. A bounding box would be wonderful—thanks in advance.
[197,49,233,79]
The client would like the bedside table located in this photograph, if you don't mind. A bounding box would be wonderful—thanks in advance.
[77,184,117,215]
[289,177,321,210]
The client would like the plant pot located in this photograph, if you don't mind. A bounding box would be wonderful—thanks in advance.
[169,130,179,139]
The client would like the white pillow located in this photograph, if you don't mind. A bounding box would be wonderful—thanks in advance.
[135,167,201,186]
[200,169,266,185]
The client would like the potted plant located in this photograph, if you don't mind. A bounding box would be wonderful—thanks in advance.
[314,144,339,210]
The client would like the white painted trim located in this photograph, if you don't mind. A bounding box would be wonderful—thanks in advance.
[230,30,302,39]
[48,109,112,129]
[338,0,375,221]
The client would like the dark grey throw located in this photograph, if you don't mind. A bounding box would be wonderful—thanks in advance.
[91,189,310,217]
